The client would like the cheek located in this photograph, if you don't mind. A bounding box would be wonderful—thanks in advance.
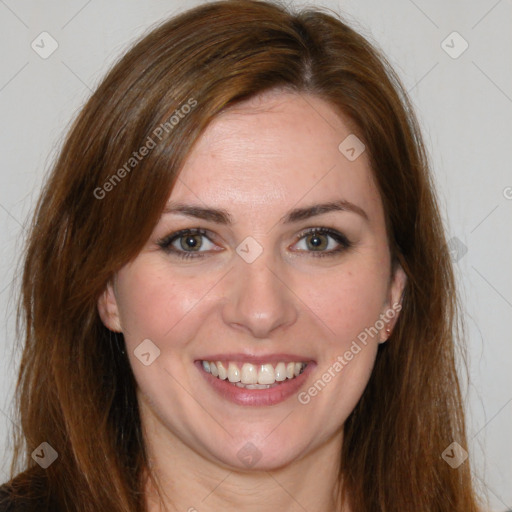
[302,262,389,346]
[114,258,208,348]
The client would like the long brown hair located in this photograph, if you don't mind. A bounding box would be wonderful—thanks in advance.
[6,0,482,510]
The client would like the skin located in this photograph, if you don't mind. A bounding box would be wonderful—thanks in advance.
[98,90,407,512]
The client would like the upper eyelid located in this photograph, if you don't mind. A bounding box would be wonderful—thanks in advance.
[157,227,213,246]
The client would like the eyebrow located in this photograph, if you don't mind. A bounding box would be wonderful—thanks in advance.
[162,199,369,224]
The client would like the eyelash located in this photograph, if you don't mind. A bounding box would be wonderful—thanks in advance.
[157,227,352,260]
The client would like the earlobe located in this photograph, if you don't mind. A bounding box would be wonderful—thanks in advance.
[97,280,123,332]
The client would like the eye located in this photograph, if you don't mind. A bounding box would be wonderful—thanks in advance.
[292,227,352,257]
[157,227,352,260]
[157,228,219,259]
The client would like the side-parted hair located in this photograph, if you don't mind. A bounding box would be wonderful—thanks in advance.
[7,1,481,510]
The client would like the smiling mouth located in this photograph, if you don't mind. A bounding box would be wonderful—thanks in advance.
[200,360,307,389]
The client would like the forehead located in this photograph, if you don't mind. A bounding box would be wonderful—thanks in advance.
[169,91,382,223]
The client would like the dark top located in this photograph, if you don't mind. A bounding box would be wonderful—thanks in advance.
[0,465,61,511]
[0,484,23,512]
[0,481,47,512]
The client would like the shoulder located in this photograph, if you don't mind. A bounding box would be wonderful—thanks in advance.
[0,471,54,512]
[0,483,20,512]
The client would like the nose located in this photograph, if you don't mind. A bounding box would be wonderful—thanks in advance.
[221,249,299,339]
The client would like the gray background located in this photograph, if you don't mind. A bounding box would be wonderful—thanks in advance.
[1,0,511,510]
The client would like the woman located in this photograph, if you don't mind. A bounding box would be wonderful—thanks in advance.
[1,0,483,510]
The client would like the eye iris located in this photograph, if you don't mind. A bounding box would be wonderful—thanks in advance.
[181,234,202,251]
[307,233,327,251]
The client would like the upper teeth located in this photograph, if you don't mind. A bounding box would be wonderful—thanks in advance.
[201,361,306,385]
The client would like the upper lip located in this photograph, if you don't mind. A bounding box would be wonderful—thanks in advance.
[196,353,315,365]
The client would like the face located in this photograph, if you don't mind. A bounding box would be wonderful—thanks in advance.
[98,90,406,471]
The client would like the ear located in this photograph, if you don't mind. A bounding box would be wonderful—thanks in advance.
[378,262,407,343]
[97,279,123,332]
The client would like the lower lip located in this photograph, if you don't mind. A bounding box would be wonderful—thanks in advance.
[195,361,315,406]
